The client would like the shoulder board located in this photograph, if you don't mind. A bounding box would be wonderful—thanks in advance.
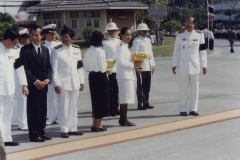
[103,37,108,41]
[54,44,63,49]
[41,41,45,45]
[13,46,19,50]
[195,30,202,34]
[178,30,185,34]
[72,44,80,48]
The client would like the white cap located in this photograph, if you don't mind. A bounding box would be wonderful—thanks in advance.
[106,18,119,31]
[18,28,30,37]
[137,21,150,31]
[42,24,57,33]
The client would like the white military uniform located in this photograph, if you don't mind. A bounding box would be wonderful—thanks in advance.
[52,44,84,133]
[0,42,27,142]
[131,36,155,71]
[43,40,62,124]
[14,42,28,130]
[172,30,207,112]
[102,37,120,73]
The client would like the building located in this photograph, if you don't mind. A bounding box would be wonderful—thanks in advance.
[26,0,148,39]
[0,1,40,27]
[213,0,240,26]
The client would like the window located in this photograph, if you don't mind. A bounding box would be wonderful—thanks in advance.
[43,12,62,29]
[70,11,100,29]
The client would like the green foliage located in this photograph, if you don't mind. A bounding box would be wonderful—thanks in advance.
[129,31,138,48]
[82,27,97,43]
[0,12,19,41]
[163,20,182,33]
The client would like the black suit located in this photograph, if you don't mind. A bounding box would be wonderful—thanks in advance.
[20,43,52,140]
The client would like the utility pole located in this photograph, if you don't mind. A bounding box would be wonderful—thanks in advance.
[173,0,175,20]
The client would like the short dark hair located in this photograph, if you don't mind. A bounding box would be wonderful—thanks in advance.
[90,31,104,47]
[120,27,130,35]
[186,16,197,24]
[30,26,43,35]
[61,27,75,38]
[3,30,19,41]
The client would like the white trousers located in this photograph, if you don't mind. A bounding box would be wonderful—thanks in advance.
[0,95,14,142]
[15,84,28,130]
[178,74,199,112]
[47,83,58,124]
[57,89,79,133]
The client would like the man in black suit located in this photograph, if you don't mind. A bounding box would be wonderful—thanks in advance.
[20,26,52,142]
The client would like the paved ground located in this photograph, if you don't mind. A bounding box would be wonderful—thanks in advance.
[7,39,240,159]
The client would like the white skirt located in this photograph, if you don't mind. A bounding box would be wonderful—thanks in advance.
[117,79,135,104]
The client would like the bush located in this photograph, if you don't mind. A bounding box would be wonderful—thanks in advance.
[129,31,138,48]
[163,20,182,33]
[82,27,97,43]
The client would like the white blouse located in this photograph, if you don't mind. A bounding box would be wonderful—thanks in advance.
[116,40,135,80]
[83,46,107,73]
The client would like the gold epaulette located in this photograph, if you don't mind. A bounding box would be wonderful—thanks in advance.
[54,44,63,49]
[72,44,80,48]
[195,30,202,34]
[13,46,19,50]
[178,30,185,34]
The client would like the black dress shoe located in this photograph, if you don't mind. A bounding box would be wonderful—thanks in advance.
[189,111,199,116]
[93,127,107,132]
[30,137,45,142]
[115,108,120,115]
[61,133,69,138]
[68,131,83,136]
[138,107,147,110]
[146,106,154,109]
[118,120,136,126]
[4,141,19,146]
[91,126,96,132]
[180,112,188,116]
[109,112,116,117]
[18,128,28,131]
[40,135,52,140]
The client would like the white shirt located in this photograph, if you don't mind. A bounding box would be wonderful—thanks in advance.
[43,40,62,59]
[0,42,27,95]
[32,42,42,55]
[131,36,155,71]
[116,41,135,80]
[172,30,207,75]
[83,46,107,73]
[102,37,120,73]
[208,31,214,39]
[52,44,84,91]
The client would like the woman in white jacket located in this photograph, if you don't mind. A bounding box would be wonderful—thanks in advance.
[116,27,141,126]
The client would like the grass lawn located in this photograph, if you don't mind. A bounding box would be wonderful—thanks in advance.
[74,37,212,57]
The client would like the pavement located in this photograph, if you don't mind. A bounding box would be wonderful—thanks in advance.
[6,39,240,160]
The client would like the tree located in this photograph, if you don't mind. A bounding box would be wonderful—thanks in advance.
[163,20,182,33]
[82,26,97,43]
[0,12,19,41]
[222,0,239,24]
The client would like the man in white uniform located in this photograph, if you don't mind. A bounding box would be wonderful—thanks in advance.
[103,19,120,116]
[15,28,30,131]
[42,24,62,125]
[131,22,155,110]
[172,17,207,116]
[0,30,29,146]
[52,27,84,138]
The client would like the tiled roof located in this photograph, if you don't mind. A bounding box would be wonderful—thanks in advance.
[27,0,148,12]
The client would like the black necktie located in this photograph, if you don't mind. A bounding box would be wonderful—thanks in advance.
[37,47,42,60]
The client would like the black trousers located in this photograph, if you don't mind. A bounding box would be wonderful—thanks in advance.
[209,39,214,50]
[108,73,119,112]
[27,90,47,140]
[136,71,151,108]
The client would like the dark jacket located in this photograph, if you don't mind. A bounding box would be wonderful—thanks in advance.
[20,43,52,92]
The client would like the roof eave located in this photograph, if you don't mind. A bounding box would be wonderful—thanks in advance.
[26,6,148,12]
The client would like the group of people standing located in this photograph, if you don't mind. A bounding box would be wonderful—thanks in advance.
[0,17,208,160]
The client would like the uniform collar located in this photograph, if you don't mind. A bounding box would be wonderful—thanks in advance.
[139,36,147,39]
[63,44,72,49]
[120,40,128,47]
[17,42,24,48]
[186,30,194,36]
[44,40,52,45]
